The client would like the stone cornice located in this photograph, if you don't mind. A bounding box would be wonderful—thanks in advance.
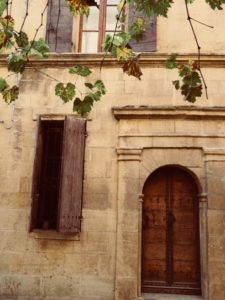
[1,53,225,68]
[112,106,225,120]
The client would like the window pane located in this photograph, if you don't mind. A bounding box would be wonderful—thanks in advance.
[106,6,118,30]
[83,6,99,30]
[82,32,98,53]
[107,0,119,4]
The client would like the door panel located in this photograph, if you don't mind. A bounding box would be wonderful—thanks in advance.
[141,167,201,295]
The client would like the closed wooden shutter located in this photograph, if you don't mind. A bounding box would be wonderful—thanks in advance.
[30,118,43,231]
[58,117,86,233]
[46,0,73,52]
[128,6,156,52]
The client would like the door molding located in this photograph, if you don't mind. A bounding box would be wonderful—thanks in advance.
[115,147,208,300]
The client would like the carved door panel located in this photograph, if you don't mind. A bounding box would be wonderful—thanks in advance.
[141,167,201,295]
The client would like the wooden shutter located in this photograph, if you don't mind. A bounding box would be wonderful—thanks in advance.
[46,0,73,52]
[128,6,156,52]
[30,118,43,231]
[58,117,86,233]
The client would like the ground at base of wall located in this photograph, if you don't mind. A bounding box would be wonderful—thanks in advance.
[141,294,203,300]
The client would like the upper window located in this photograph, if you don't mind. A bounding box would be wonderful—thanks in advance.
[78,0,119,53]
[46,0,156,53]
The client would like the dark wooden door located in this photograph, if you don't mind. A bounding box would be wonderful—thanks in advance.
[141,166,201,295]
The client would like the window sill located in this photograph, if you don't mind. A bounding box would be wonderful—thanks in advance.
[30,230,80,241]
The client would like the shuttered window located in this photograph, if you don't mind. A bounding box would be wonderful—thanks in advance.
[46,0,73,52]
[45,0,156,53]
[128,5,156,52]
[30,117,86,233]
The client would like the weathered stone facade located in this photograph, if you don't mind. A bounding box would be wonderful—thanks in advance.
[0,1,225,300]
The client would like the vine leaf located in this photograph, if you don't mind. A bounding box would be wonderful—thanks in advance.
[133,0,174,17]
[205,0,225,10]
[166,55,202,102]
[66,0,90,17]
[29,38,49,58]
[172,80,180,90]
[73,80,106,115]
[73,96,93,116]
[7,54,26,73]
[15,31,29,48]
[0,15,15,28]
[165,53,178,69]
[55,82,76,102]
[0,0,6,16]
[69,65,92,76]
[0,29,6,49]
[130,17,146,42]
[0,77,8,91]
[123,59,143,80]
[116,46,133,61]
[2,86,19,103]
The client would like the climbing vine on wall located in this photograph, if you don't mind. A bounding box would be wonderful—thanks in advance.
[0,0,224,115]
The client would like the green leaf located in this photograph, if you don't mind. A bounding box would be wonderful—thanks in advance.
[2,85,19,103]
[132,0,174,17]
[30,38,49,58]
[0,0,7,16]
[55,82,76,102]
[114,32,131,47]
[15,31,29,48]
[85,82,94,89]
[94,80,106,95]
[172,80,180,90]
[0,77,8,91]
[73,96,93,116]
[102,34,113,52]
[69,65,92,77]
[165,53,178,69]
[130,17,146,42]
[7,54,26,73]
[205,0,225,10]
[88,91,102,102]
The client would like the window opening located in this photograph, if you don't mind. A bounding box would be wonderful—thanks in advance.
[79,0,120,52]
[37,121,64,230]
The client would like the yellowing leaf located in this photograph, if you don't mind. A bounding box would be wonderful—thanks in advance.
[116,46,133,61]
[117,0,125,13]
[67,0,90,16]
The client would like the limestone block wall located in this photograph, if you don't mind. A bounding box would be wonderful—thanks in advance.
[0,58,225,300]
[0,65,119,300]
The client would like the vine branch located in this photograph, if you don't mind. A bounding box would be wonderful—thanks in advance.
[184,0,208,99]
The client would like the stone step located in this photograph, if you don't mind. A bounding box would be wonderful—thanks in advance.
[142,293,203,300]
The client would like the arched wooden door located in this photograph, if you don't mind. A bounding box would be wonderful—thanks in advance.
[141,166,201,295]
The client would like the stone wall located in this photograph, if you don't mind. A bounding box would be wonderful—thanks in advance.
[0,58,224,299]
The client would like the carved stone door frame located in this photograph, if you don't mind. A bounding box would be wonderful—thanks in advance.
[114,148,208,300]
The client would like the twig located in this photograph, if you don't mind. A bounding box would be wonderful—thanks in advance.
[190,17,214,28]
[19,0,29,32]
[184,0,208,99]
